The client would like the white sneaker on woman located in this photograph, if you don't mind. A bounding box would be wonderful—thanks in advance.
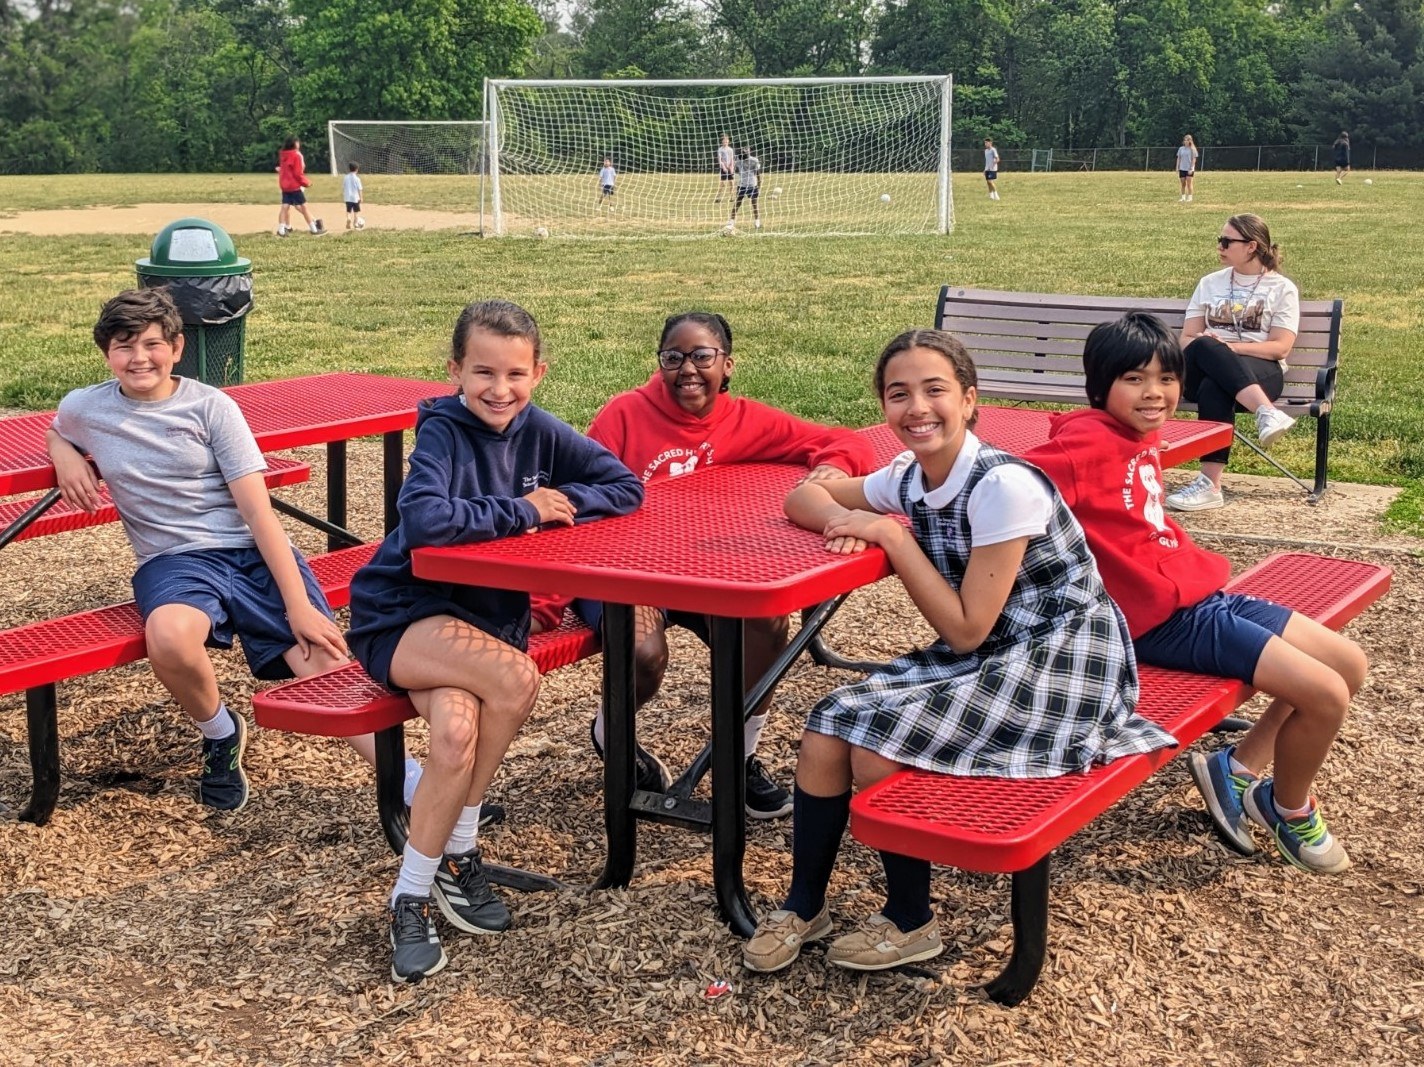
[1165,472,1224,512]
[1255,406,1296,449]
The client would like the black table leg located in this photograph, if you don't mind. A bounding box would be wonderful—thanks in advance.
[982,855,1050,1006]
[382,430,404,534]
[374,724,409,855]
[709,616,755,937]
[594,603,638,889]
[20,684,61,824]
[326,440,347,552]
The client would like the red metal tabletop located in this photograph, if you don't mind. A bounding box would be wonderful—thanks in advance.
[0,373,449,496]
[416,462,891,618]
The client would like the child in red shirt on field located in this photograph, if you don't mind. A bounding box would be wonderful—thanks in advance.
[531,311,875,817]
[276,136,323,237]
[1022,312,1367,873]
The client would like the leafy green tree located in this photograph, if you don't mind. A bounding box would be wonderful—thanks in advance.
[576,0,707,79]
[289,0,543,133]
[714,0,875,76]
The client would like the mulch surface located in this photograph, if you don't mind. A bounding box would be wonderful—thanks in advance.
[2,443,1421,1065]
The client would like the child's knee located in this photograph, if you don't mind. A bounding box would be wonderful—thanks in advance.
[1338,639,1368,696]
[144,610,208,669]
[633,633,669,690]
[488,656,541,720]
[849,745,899,790]
[746,614,790,649]
[429,712,479,769]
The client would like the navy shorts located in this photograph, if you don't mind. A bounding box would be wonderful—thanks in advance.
[345,201,360,213]
[720,171,734,182]
[984,170,998,181]
[602,184,615,195]
[1134,591,1293,684]
[1179,169,1193,179]
[132,546,334,681]
[281,190,306,206]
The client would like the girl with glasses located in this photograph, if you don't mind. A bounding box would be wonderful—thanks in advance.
[530,311,875,820]
[1167,213,1300,512]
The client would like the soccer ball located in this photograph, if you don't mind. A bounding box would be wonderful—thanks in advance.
[1364,178,1374,185]
[722,221,736,236]
[354,216,365,229]
[880,193,892,203]
[534,226,550,239]
[772,186,783,198]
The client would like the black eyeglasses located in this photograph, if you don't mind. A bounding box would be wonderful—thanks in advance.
[657,347,724,370]
[1217,236,1252,248]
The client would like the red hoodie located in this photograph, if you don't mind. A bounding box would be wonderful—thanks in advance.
[278,148,310,193]
[1022,408,1230,638]
[530,374,876,627]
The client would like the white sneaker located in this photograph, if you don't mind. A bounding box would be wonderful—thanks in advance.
[1336,177,1343,185]
[1165,472,1224,512]
[1180,195,1187,202]
[276,223,288,237]
[1255,406,1296,449]
[1186,194,1193,202]
[754,219,762,230]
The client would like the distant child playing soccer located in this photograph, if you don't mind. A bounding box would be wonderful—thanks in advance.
[276,136,323,236]
[598,157,617,211]
[984,138,1001,200]
[47,288,349,814]
[530,311,875,820]
[1022,312,1367,873]
[746,329,1172,974]
[346,299,643,984]
[729,147,762,229]
[715,133,735,202]
[343,162,365,230]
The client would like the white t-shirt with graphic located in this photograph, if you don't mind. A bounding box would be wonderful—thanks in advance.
[1186,267,1300,345]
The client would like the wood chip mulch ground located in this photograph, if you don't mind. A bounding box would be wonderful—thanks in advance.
[2,443,1420,1066]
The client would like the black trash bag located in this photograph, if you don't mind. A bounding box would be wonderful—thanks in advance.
[137,272,253,325]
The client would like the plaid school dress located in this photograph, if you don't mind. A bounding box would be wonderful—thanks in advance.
[806,446,1174,778]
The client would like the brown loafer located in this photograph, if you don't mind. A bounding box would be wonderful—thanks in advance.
[742,907,833,973]
[827,913,943,971]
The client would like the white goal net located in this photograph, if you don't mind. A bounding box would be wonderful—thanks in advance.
[482,77,953,238]
[327,120,488,175]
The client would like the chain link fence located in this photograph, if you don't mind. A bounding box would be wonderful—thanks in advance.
[951,143,1423,173]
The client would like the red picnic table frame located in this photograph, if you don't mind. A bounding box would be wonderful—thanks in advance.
[411,411,1232,935]
[0,372,451,548]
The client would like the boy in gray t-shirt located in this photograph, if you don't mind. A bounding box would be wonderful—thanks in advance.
[47,288,350,813]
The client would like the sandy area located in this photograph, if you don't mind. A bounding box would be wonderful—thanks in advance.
[2,445,1421,1065]
[0,203,480,236]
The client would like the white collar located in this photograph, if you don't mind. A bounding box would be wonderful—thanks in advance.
[903,431,982,507]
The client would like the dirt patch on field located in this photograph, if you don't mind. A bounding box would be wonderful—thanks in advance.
[1,445,1421,1065]
[0,202,480,236]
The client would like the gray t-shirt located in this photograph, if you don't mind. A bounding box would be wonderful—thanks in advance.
[52,376,267,564]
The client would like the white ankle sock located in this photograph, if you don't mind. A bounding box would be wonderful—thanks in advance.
[1274,796,1314,821]
[443,804,482,856]
[196,704,235,741]
[744,713,768,757]
[1228,751,1254,777]
[390,843,441,905]
[403,758,423,807]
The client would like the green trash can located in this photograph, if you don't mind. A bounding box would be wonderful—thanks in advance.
[136,218,253,386]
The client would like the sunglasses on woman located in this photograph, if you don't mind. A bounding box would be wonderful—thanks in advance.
[657,347,725,370]
[1217,236,1252,248]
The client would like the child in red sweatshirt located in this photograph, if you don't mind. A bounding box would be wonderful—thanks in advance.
[276,136,322,237]
[532,311,875,818]
[1022,312,1366,874]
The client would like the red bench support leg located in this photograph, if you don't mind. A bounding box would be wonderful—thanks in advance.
[983,855,1051,1007]
[19,684,61,825]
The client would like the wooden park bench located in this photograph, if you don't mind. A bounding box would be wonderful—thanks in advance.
[935,286,1344,501]
[849,551,1390,1006]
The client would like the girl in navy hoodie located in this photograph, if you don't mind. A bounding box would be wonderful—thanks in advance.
[1023,313,1366,876]
[348,300,643,984]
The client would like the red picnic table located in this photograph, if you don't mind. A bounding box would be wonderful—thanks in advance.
[0,372,451,547]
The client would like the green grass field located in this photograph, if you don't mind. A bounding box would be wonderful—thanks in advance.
[1,168,1421,529]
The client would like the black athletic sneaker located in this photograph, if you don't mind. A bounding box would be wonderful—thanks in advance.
[745,755,792,820]
[432,849,511,934]
[388,893,447,983]
[589,719,672,793]
[199,712,249,812]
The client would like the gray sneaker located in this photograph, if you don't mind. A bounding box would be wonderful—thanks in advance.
[1243,778,1351,873]
[1255,406,1296,449]
[432,849,511,934]
[388,894,447,983]
[1166,472,1224,512]
[199,712,249,812]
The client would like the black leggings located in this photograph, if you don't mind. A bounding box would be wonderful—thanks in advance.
[1183,335,1283,465]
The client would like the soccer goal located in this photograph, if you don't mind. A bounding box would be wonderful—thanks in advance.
[481,76,953,238]
[327,120,488,175]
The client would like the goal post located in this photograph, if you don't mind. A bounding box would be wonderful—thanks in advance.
[326,120,489,175]
[481,76,953,238]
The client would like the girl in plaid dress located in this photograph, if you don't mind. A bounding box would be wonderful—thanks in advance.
[743,329,1174,975]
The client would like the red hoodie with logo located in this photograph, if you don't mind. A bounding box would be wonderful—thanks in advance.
[530,374,876,628]
[1022,408,1230,638]
[278,147,310,193]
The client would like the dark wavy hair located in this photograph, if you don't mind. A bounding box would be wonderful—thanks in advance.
[450,299,542,366]
[93,288,183,351]
[1082,312,1184,409]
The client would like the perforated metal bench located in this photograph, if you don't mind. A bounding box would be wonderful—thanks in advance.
[936,286,1344,501]
[850,552,1391,1005]
[1,539,380,825]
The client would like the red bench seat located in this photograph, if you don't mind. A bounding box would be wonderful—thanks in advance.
[849,552,1391,1005]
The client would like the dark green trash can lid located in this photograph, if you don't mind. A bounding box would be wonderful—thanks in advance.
[135,217,252,278]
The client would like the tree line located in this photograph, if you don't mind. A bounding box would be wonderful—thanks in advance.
[3,0,1421,175]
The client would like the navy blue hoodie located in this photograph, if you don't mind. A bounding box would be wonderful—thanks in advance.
[348,395,643,656]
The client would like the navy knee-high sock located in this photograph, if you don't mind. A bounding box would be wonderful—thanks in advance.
[879,850,933,932]
[780,785,851,921]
